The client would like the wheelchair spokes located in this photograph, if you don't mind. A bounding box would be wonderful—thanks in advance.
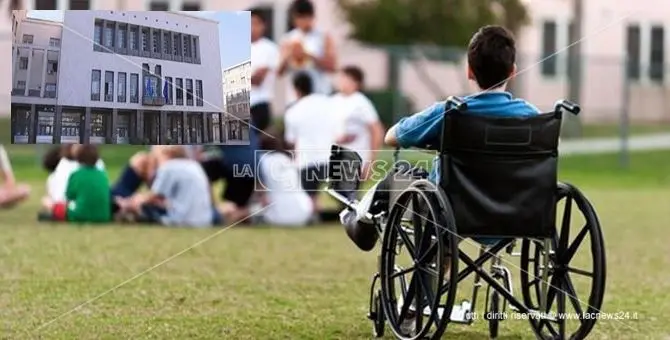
[520,183,607,340]
[379,185,459,340]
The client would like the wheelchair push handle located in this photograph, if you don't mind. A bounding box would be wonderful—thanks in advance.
[447,96,468,111]
[554,100,581,115]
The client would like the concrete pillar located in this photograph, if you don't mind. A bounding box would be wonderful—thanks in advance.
[12,47,18,88]
[136,110,144,144]
[28,104,36,144]
[149,27,154,54]
[40,48,48,97]
[24,47,33,96]
[159,110,167,144]
[110,109,118,144]
[200,112,207,144]
[181,111,188,144]
[53,105,62,144]
[219,113,225,144]
[82,107,91,144]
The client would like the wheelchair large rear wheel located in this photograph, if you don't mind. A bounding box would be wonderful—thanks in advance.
[520,182,606,340]
[379,181,460,340]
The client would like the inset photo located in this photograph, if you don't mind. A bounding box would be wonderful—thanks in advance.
[10,10,250,144]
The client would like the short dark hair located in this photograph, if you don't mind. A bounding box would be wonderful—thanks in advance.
[292,72,313,96]
[61,144,76,160]
[467,25,516,90]
[290,0,315,17]
[76,144,99,167]
[341,65,365,89]
[42,146,62,173]
[250,8,265,23]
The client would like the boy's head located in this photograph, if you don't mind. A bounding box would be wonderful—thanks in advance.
[76,144,100,167]
[43,146,61,173]
[61,144,76,160]
[336,66,365,94]
[290,0,315,32]
[250,9,266,42]
[467,25,517,91]
[292,72,313,98]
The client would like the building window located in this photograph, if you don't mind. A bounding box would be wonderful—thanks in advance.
[22,34,33,44]
[165,77,173,104]
[182,3,200,11]
[94,21,102,47]
[130,73,139,103]
[173,34,180,56]
[195,80,203,106]
[104,71,114,102]
[626,25,641,81]
[103,22,114,48]
[185,79,193,106]
[19,57,28,70]
[152,30,160,53]
[47,60,58,74]
[183,35,191,58]
[91,69,101,101]
[541,20,558,76]
[176,78,183,105]
[16,80,26,89]
[117,24,127,49]
[69,0,89,10]
[193,36,199,61]
[36,0,57,10]
[142,28,149,52]
[142,63,150,75]
[49,38,60,47]
[118,72,127,102]
[650,26,665,83]
[163,31,171,54]
[130,26,139,50]
[150,1,169,11]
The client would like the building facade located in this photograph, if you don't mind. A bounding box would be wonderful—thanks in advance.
[222,60,250,142]
[3,0,669,124]
[10,10,226,144]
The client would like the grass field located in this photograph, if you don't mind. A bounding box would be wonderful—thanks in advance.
[1,144,669,339]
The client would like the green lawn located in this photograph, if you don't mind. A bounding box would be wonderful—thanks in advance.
[0,144,669,339]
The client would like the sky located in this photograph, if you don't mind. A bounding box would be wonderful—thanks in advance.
[27,10,250,70]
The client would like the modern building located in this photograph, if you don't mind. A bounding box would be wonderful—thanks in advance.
[10,10,227,144]
[222,59,250,142]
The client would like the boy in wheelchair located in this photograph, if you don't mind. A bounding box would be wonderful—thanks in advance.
[335,24,541,333]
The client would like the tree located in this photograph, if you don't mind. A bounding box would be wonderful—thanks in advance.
[338,0,530,49]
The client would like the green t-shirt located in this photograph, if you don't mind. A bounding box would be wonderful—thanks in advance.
[65,166,111,223]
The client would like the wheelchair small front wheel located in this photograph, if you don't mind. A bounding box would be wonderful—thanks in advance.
[372,290,385,338]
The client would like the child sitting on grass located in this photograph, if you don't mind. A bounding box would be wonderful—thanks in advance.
[117,146,217,228]
[44,144,106,203]
[40,144,111,223]
[0,145,30,208]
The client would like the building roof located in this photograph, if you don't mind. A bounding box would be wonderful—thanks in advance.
[169,11,220,24]
[223,59,251,72]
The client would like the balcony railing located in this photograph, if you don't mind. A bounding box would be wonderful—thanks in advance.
[142,96,166,106]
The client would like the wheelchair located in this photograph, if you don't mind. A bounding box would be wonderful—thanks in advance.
[325,97,606,340]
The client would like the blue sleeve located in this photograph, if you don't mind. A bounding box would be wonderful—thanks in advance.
[395,102,446,149]
[150,167,172,197]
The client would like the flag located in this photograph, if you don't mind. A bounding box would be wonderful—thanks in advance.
[163,79,169,101]
[145,77,153,97]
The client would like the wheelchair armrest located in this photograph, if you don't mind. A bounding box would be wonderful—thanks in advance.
[325,144,363,194]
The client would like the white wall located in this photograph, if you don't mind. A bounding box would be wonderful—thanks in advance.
[57,10,223,112]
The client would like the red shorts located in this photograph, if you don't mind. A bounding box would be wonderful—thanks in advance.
[51,202,68,221]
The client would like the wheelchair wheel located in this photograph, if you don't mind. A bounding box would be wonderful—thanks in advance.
[520,182,606,340]
[379,180,459,340]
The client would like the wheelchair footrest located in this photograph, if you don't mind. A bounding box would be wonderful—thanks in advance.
[449,301,474,324]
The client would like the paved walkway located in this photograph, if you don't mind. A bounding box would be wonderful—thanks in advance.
[559,133,670,155]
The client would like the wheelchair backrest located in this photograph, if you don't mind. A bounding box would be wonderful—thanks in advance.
[439,105,562,238]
